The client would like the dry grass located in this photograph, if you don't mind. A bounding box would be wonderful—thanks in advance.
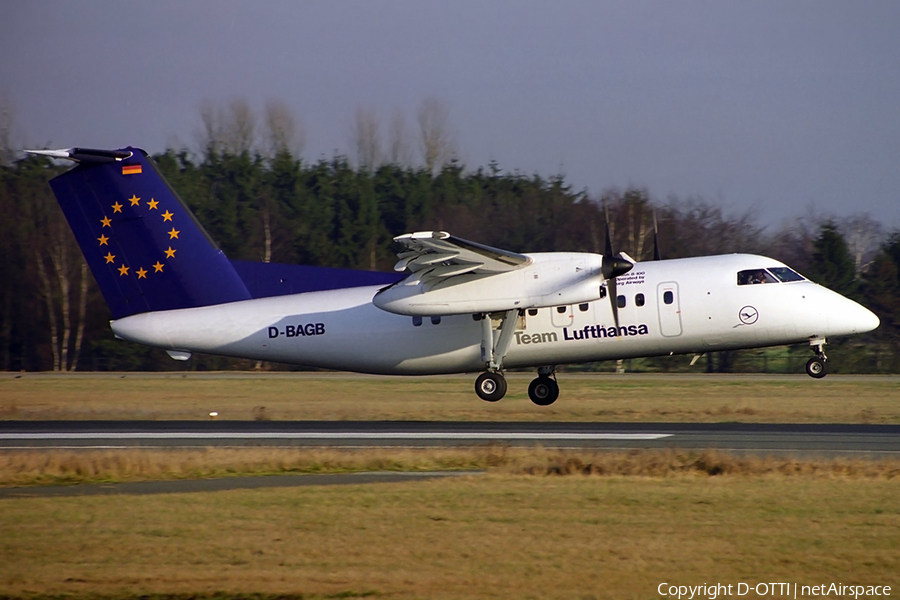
[0,474,897,599]
[1,373,897,598]
[2,446,899,488]
[1,372,899,422]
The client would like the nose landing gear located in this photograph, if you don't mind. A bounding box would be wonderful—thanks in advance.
[806,338,828,379]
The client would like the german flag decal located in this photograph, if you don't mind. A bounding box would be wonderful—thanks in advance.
[122,164,142,175]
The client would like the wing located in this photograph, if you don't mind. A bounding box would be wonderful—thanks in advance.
[392,231,532,284]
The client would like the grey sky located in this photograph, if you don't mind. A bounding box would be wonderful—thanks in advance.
[3,1,899,230]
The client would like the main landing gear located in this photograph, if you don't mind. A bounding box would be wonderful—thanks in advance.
[473,310,562,405]
[474,368,561,406]
[528,367,559,406]
[475,371,507,402]
[805,337,828,379]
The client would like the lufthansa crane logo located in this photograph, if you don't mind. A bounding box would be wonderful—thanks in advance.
[738,305,759,325]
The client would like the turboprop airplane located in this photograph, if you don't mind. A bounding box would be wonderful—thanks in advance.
[31,147,880,405]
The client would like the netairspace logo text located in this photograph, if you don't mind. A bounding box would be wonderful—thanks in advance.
[658,582,892,599]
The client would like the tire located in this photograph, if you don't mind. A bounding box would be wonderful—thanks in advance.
[475,371,507,402]
[528,376,559,406]
[805,357,827,379]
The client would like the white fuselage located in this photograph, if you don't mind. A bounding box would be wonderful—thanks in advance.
[110,253,879,374]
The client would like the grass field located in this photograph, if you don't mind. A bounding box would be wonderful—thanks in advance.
[1,373,897,599]
[1,472,897,599]
[1,372,898,422]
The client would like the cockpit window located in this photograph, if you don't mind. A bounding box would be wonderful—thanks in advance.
[768,267,805,282]
[737,269,779,285]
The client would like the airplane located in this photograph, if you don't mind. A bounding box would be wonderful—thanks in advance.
[29,146,880,405]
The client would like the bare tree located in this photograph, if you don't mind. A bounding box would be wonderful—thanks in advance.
[387,108,412,166]
[353,106,383,171]
[198,99,224,155]
[22,182,89,371]
[0,92,15,165]
[263,99,304,158]
[417,97,456,173]
[839,214,885,273]
[224,98,256,155]
[198,97,257,156]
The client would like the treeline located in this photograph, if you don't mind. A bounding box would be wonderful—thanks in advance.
[1,146,898,372]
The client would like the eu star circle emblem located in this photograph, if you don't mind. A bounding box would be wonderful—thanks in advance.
[739,305,759,325]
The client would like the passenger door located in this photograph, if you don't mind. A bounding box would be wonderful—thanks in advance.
[657,281,683,337]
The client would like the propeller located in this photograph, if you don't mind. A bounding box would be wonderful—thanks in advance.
[601,203,634,332]
[652,209,662,261]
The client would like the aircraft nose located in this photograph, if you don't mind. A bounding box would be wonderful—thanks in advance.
[849,301,880,334]
[831,293,880,335]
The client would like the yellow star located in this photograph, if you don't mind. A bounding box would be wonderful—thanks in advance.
[136,267,148,279]
[104,252,115,264]
[153,261,164,273]
[129,194,140,207]
[118,264,130,276]
[162,210,174,222]
[147,198,159,210]
[100,216,112,228]
[98,234,109,246]
[112,202,123,213]
[165,246,176,258]
[168,227,180,239]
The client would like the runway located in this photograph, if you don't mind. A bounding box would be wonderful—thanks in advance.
[1,421,898,457]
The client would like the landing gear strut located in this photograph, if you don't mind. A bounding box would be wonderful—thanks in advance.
[806,338,827,379]
[474,309,519,402]
[528,366,559,406]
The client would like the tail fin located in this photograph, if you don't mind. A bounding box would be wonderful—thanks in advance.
[41,147,251,319]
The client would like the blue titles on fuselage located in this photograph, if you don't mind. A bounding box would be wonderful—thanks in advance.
[564,324,649,340]
[514,323,650,345]
[268,323,325,338]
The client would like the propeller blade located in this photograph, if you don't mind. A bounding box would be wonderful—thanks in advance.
[600,200,631,335]
[608,276,620,332]
[604,202,614,257]
[652,209,661,261]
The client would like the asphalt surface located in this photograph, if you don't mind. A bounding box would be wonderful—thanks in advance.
[2,421,897,498]
[0,470,476,499]
[1,420,898,456]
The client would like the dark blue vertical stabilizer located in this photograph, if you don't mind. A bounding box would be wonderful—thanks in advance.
[49,148,251,319]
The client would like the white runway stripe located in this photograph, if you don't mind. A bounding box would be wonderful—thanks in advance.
[0,432,672,441]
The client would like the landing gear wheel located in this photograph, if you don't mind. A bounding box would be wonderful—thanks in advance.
[528,376,559,406]
[806,357,827,379]
[475,371,507,402]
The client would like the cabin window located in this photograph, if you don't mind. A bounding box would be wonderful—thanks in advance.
[769,267,805,282]
[635,293,645,307]
[616,295,626,308]
[737,269,779,285]
[431,316,441,325]
[528,308,538,316]
[599,285,607,299]
[663,291,674,305]
[578,303,589,312]
[556,306,567,314]
[412,316,423,327]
